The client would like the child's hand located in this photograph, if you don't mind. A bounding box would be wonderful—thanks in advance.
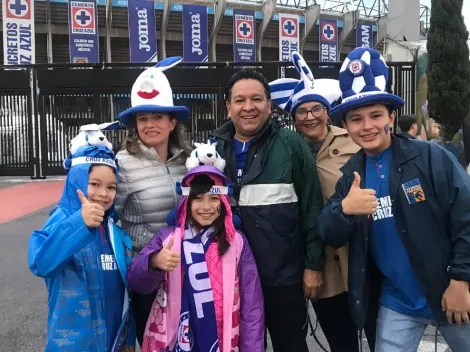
[150,237,181,272]
[77,190,105,227]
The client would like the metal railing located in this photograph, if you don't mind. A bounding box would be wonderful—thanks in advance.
[0,61,416,177]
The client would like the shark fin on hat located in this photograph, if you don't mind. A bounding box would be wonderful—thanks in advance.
[292,51,314,86]
[155,56,183,71]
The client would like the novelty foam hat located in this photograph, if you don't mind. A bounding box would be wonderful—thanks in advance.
[174,141,236,243]
[269,51,342,115]
[329,47,405,118]
[64,121,121,170]
[118,56,190,127]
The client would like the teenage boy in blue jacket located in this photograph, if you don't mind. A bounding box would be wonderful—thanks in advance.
[318,47,470,352]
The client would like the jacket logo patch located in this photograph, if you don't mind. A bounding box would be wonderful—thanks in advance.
[402,179,426,204]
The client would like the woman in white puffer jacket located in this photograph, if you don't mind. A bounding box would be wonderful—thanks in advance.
[115,56,192,348]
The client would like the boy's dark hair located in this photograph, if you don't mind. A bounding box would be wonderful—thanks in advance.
[226,69,271,102]
[186,174,230,256]
[397,114,418,132]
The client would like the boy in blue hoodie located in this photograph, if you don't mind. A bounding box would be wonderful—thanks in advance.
[28,144,135,352]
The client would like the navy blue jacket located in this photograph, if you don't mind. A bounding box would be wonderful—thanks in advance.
[318,134,470,329]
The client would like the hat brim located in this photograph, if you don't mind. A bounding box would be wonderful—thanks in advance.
[330,93,405,119]
[291,94,332,115]
[183,165,229,186]
[118,105,190,127]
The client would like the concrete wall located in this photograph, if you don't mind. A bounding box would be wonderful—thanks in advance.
[386,0,420,42]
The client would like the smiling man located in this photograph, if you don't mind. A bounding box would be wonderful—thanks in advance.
[210,70,325,352]
[318,47,470,352]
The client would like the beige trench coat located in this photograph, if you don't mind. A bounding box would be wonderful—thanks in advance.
[315,126,360,299]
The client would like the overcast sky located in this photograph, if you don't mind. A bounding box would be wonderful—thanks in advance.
[315,1,469,32]
[409,0,469,33]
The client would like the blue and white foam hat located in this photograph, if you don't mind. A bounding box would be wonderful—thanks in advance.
[329,47,405,118]
[118,56,190,127]
[63,144,118,171]
[269,51,342,115]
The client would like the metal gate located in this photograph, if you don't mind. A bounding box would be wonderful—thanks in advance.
[0,61,417,178]
[0,68,34,176]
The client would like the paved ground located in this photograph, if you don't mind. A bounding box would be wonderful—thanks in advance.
[0,177,451,352]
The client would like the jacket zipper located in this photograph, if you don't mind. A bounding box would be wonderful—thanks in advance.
[93,240,107,349]
[165,165,179,205]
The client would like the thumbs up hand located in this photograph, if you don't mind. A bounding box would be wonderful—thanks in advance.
[77,190,105,228]
[150,236,181,272]
[341,172,377,216]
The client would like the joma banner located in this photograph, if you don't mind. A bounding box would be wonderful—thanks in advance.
[68,0,99,63]
[233,9,256,62]
[182,4,208,64]
[356,23,374,48]
[2,0,35,65]
[128,0,157,62]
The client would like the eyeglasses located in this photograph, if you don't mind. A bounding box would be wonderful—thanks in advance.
[295,105,326,119]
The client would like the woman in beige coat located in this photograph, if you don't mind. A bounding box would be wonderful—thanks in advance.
[269,52,375,351]
[115,57,192,347]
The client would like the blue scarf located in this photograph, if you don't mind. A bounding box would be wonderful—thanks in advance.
[175,227,220,352]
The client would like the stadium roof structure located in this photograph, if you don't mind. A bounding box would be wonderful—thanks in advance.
[229,0,430,31]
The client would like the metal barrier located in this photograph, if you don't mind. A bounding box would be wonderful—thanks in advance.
[0,61,416,178]
[0,69,34,176]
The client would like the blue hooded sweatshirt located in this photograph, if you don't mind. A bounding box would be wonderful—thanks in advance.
[28,145,135,352]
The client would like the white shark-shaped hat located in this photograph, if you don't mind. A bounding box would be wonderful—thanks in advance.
[269,51,343,115]
[118,56,190,126]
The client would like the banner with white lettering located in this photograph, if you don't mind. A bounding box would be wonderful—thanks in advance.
[128,0,157,62]
[233,9,256,62]
[2,0,35,65]
[356,23,374,48]
[319,18,338,62]
[68,0,99,63]
[182,4,208,64]
[279,13,299,62]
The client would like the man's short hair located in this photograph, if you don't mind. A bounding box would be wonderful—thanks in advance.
[398,114,418,132]
[226,69,271,101]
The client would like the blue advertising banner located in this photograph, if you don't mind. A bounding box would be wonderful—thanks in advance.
[182,4,208,64]
[233,9,255,62]
[319,18,338,62]
[128,0,157,62]
[68,0,99,63]
[2,0,36,65]
[356,23,373,48]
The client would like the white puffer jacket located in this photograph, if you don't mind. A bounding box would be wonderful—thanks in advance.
[115,142,186,256]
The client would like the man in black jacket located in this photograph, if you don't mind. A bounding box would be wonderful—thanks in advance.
[319,47,470,352]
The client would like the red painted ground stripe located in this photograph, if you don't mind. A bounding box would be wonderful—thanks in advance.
[0,181,64,225]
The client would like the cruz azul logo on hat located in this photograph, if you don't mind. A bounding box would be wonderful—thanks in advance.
[118,56,190,127]
[329,47,405,119]
[348,59,364,76]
